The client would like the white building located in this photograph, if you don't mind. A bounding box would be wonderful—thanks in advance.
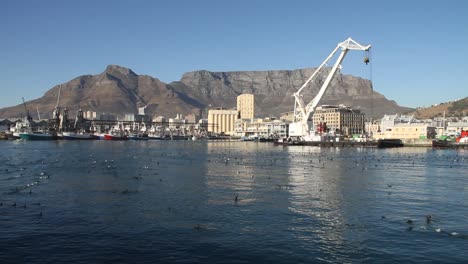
[380,114,418,132]
[446,121,468,136]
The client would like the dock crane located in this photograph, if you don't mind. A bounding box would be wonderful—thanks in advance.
[288,37,371,141]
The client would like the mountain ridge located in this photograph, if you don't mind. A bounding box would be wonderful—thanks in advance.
[0,65,412,119]
[406,97,468,119]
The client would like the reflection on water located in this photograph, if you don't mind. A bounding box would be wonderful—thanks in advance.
[0,141,467,263]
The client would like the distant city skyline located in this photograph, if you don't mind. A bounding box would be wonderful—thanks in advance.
[1,0,467,109]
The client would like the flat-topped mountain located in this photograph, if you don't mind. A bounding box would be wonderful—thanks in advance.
[0,65,412,119]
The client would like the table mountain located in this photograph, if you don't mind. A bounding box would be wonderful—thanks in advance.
[171,68,412,118]
[0,65,411,119]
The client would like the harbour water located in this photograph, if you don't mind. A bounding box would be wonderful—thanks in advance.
[0,140,467,263]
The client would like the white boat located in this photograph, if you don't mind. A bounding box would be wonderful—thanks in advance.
[62,131,97,140]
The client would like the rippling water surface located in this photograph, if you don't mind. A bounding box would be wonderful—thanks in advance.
[0,140,467,263]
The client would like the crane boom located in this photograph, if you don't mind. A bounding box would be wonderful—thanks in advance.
[289,38,371,140]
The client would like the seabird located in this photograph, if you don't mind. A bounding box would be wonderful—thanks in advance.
[426,215,432,223]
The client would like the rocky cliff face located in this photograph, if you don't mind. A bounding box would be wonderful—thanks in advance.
[0,65,411,119]
[171,68,411,118]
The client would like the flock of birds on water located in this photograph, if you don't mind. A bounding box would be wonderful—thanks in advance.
[0,141,467,242]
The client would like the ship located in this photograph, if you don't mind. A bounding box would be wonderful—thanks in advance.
[377,139,404,148]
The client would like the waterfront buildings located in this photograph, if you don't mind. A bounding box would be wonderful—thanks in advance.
[237,94,254,119]
[206,94,255,135]
[365,121,381,137]
[373,123,436,140]
[446,121,468,136]
[83,111,117,121]
[185,113,196,124]
[153,116,166,123]
[233,117,288,138]
[207,108,238,135]
[380,114,417,132]
[312,105,365,136]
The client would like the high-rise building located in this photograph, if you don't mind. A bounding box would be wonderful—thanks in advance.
[237,94,254,119]
[208,108,238,135]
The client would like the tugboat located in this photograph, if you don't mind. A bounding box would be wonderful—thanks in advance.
[377,139,404,148]
[432,139,451,148]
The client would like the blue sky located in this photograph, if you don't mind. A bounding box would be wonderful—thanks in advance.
[1,0,467,109]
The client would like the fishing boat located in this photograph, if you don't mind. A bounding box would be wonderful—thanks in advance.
[9,99,34,139]
[20,131,57,140]
[273,137,305,146]
[148,134,165,140]
[128,133,149,140]
[62,131,98,140]
[104,126,128,140]
[104,131,128,140]
[148,125,167,140]
[171,135,190,140]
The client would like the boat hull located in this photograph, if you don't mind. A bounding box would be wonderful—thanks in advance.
[5,132,19,139]
[20,133,56,140]
[62,132,98,140]
[104,134,128,140]
[377,139,404,148]
[128,135,149,140]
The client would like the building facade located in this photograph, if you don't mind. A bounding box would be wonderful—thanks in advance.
[374,124,436,140]
[233,118,288,138]
[208,108,238,135]
[312,105,365,136]
[380,114,417,132]
[237,94,254,119]
[446,121,468,136]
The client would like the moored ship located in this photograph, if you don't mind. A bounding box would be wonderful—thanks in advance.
[377,139,404,148]
[20,131,57,140]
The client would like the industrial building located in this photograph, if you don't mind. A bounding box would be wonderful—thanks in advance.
[207,108,238,135]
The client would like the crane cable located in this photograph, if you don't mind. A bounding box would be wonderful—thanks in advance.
[365,49,374,133]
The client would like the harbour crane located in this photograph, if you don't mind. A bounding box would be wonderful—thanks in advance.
[288,37,371,141]
[21,97,33,122]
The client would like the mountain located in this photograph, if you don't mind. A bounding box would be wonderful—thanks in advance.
[406,97,468,119]
[0,65,411,119]
[0,65,203,119]
[170,68,411,118]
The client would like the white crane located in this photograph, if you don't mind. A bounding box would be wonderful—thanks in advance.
[288,37,371,141]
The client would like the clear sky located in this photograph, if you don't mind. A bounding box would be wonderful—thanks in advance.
[1,0,467,109]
